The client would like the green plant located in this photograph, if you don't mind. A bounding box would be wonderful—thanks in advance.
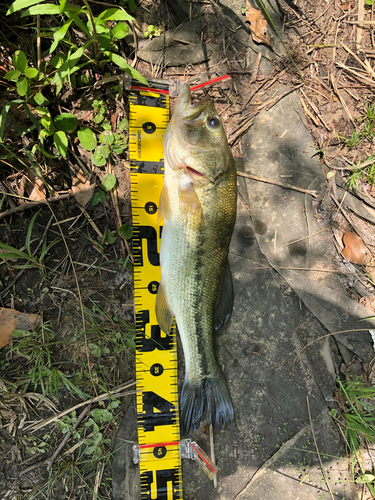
[332,377,375,495]
[6,0,147,93]
[0,210,59,277]
[346,154,375,189]
[144,25,162,39]
[8,322,89,401]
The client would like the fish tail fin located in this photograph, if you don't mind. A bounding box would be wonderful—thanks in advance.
[180,371,234,436]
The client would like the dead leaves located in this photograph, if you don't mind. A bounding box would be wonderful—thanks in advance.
[0,307,41,349]
[342,230,367,265]
[245,0,271,47]
[72,169,95,207]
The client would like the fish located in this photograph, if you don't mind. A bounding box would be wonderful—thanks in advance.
[155,83,237,435]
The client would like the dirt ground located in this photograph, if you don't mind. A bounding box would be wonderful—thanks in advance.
[1,0,375,498]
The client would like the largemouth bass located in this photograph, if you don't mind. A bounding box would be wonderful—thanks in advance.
[156,84,237,435]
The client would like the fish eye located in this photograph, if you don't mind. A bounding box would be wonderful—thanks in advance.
[207,117,220,129]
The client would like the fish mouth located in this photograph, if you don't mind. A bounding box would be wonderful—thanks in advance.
[177,84,211,122]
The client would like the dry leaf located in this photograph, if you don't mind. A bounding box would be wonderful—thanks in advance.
[245,0,271,47]
[342,230,366,265]
[0,307,42,349]
[72,169,95,207]
[28,176,46,201]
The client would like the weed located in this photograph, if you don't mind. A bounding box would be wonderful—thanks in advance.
[7,322,89,401]
[346,154,375,189]
[331,377,375,495]
[144,25,162,39]
[0,210,59,278]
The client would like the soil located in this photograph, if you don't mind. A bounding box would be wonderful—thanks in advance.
[1,0,375,498]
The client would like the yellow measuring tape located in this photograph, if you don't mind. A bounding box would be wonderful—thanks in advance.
[129,84,183,499]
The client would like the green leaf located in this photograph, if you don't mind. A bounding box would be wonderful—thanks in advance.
[118,223,133,240]
[34,92,47,105]
[104,228,116,244]
[104,52,147,85]
[97,8,134,22]
[7,0,44,15]
[21,3,79,16]
[54,131,68,157]
[356,474,375,484]
[50,43,88,86]
[26,210,40,255]
[54,113,78,133]
[16,76,28,96]
[99,131,114,145]
[50,18,74,54]
[78,127,97,150]
[13,50,27,73]
[113,22,129,39]
[5,69,21,81]
[91,152,106,167]
[118,118,128,131]
[96,144,110,159]
[102,173,116,192]
[24,67,38,79]
[97,33,111,50]
[90,190,108,206]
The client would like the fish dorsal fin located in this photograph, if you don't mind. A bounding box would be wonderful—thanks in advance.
[214,260,234,331]
[155,281,174,335]
[157,185,171,225]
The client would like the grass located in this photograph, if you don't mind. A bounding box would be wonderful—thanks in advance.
[330,376,375,495]
[0,302,135,499]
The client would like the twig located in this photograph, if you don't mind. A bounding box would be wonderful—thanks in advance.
[292,329,370,373]
[281,227,332,247]
[45,406,91,471]
[265,83,304,111]
[306,396,335,500]
[299,88,331,131]
[210,423,217,488]
[336,61,375,87]
[0,192,73,220]
[250,52,262,83]
[237,171,317,197]
[331,73,356,126]
[93,461,105,500]
[24,381,137,432]
[237,188,252,217]
[36,15,41,71]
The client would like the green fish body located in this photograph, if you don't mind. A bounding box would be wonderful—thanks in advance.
[156,84,237,435]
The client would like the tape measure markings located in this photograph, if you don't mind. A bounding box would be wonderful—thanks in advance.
[130,87,183,499]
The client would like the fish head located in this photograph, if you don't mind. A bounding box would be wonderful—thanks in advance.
[164,84,232,184]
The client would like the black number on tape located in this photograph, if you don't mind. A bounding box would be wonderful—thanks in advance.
[133,226,159,266]
[141,469,180,499]
[136,311,172,352]
[141,391,176,431]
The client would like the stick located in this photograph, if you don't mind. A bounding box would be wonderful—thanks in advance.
[0,192,73,220]
[237,171,317,197]
[45,406,91,471]
[306,396,335,500]
[250,52,262,83]
[210,423,217,488]
[281,227,332,247]
[23,381,137,432]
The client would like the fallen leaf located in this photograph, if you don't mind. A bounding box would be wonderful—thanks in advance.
[72,169,95,207]
[0,307,42,349]
[342,230,366,265]
[28,176,46,201]
[245,0,271,47]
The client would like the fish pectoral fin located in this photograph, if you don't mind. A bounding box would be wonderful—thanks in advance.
[157,186,171,225]
[214,260,234,331]
[155,281,174,334]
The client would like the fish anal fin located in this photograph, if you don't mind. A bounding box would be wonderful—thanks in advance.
[155,281,174,334]
[157,186,171,225]
[214,260,234,331]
